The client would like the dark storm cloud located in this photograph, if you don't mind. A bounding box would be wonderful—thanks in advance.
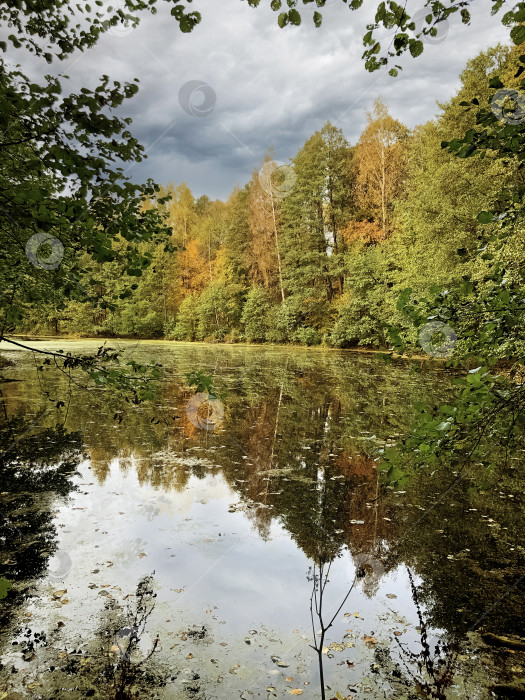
[8,0,512,198]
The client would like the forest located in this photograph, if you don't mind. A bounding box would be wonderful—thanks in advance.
[1,1,525,698]
[15,43,524,358]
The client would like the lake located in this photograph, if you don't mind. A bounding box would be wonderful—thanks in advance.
[0,340,523,699]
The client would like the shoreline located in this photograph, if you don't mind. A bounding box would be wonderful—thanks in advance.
[1,333,445,362]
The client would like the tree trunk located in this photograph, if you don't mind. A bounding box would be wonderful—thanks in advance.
[270,190,285,302]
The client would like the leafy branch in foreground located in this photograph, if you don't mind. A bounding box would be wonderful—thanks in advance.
[378,54,525,487]
[2,0,523,74]
[183,370,226,400]
[1,338,163,404]
[245,0,525,74]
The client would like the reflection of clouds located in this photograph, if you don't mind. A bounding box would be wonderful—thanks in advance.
[112,537,149,577]
[141,474,236,520]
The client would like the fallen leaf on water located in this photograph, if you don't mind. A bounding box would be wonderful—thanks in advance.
[206,609,212,613]
[138,553,147,559]
[286,676,292,682]
[322,646,329,654]
[353,612,360,618]
[52,589,67,598]
[386,594,397,599]
[277,661,289,667]
[329,642,345,652]
[187,653,193,659]
[173,588,184,593]
[290,691,303,696]
[266,688,276,693]
[393,631,402,636]
[362,635,378,645]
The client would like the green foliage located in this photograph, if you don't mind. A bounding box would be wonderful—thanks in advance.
[197,282,245,341]
[330,245,394,347]
[241,286,272,342]
[379,48,525,487]
[293,326,321,346]
[169,295,200,341]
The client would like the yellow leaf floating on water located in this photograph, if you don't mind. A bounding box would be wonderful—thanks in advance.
[290,691,303,696]
[286,676,292,681]
[362,635,378,645]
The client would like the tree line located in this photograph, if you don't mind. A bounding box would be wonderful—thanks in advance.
[17,43,523,358]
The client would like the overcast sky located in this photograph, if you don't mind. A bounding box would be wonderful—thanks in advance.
[20,0,511,199]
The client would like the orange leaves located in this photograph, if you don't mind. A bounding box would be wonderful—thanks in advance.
[339,219,385,246]
[176,239,209,298]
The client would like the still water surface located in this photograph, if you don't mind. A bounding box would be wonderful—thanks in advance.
[0,340,522,698]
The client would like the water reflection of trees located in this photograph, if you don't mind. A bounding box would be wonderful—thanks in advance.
[3,349,434,575]
[0,408,82,630]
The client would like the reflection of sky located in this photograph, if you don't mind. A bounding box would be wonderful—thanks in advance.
[4,457,444,696]
[1,340,452,696]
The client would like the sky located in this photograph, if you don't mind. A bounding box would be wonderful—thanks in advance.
[16,0,512,199]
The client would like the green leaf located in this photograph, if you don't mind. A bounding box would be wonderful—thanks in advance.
[477,211,493,224]
[409,39,424,58]
[288,8,301,25]
[0,578,13,599]
[511,24,525,45]
[488,76,504,89]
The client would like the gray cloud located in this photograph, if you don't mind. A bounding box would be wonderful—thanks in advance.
[8,0,512,199]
